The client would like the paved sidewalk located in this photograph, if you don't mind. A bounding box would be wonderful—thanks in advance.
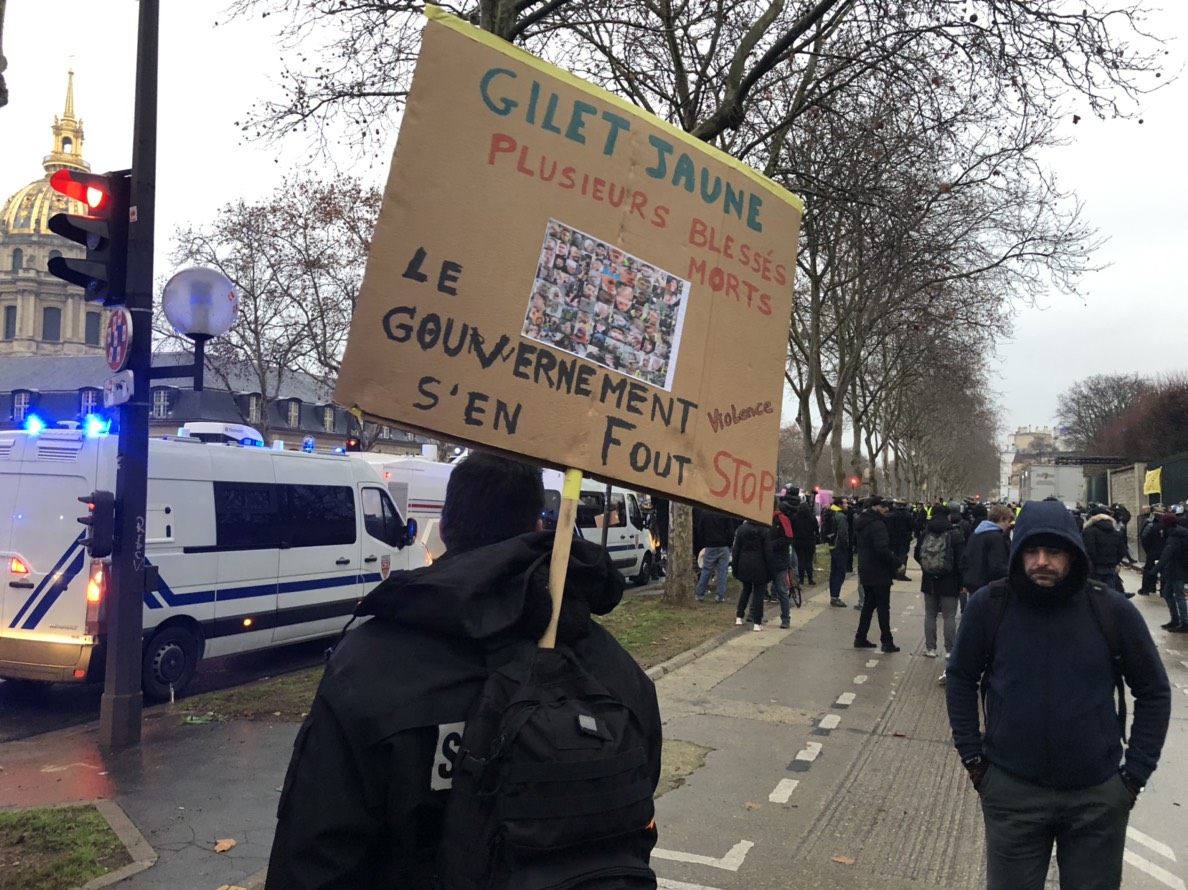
[0,574,862,890]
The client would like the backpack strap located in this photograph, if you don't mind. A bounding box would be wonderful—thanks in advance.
[979,579,1010,726]
[1085,580,1128,743]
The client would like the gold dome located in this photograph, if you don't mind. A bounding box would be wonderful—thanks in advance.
[1,70,90,238]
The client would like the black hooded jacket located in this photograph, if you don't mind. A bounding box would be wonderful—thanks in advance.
[266,532,662,890]
[1081,513,1128,572]
[854,508,900,586]
[946,500,1170,789]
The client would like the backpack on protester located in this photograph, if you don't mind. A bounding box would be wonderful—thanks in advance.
[982,578,1127,741]
[919,528,955,575]
[437,640,658,890]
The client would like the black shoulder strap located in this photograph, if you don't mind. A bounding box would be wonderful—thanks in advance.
[1085,580,1128,743]
[978,579,1010,725]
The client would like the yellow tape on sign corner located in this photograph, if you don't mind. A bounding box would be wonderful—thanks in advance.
[562,469,583,501]
[1143,468,1162,495]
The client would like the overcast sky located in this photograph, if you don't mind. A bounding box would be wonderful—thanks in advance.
[2,1,1185,442]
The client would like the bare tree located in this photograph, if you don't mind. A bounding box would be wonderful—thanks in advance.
[1056,372,1153,452]
[155,174,381,437]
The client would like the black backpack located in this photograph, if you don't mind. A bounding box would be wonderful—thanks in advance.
[437,640,658,890]
[981,578,1127,741]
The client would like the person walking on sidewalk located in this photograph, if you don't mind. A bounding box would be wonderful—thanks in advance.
[914,507,965,667]
[733,518,775,631]
[853,497,906,653]
[1139,509,1170,597]
[694,508,739,603]
[958,504,1013,613]
[823,497,850,608]
[265,454,663,889]
[1082,504,1129,594]
[768,498,795,628]
[946,499,1171,890]
[1154,512,1188,632]
[790,500,820,586]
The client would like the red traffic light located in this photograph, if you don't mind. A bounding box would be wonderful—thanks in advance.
[344,437,362,452]
[50,169,112,212]
[849,477,859,488]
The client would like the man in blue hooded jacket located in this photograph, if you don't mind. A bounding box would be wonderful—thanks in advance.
[945,499,1170,890]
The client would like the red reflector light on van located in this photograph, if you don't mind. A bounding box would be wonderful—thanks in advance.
[9,557,30,574]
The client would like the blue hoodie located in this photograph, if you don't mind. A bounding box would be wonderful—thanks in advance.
[946,499,1170,787]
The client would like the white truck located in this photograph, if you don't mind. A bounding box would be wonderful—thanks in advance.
[1,422,425,699]
[352,454,453,560]
[1019,464,1085,507]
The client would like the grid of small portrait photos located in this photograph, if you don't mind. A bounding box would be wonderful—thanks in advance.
[522,219,690,391]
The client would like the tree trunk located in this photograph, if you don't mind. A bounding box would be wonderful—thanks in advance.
[663,502,695,606]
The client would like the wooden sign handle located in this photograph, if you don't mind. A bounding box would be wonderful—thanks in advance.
[538,468,582,649]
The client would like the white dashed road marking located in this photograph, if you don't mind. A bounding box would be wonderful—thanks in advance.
[835,692,856,706]
[795,741,823,762]
[866,659,879,667]
[1128,826,1177,862]
[659,880,725,890]
[769,778,800,803]
[818,714,841,730]
[854,675,868,685]
[1123,850,1185,890]
[653,840,754,871]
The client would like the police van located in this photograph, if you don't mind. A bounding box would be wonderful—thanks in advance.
[0,422,425,699]
[542,470,654,585]
[352,454,453,560]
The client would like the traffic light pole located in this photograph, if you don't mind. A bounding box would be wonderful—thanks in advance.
[99,0,158,749]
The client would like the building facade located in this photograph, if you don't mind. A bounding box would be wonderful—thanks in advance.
[1,73,422,457]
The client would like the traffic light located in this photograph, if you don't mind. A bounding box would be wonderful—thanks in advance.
[47,168,131,305]
[344,436,362,452]
[849,476,860,489]
[78,490,116,559]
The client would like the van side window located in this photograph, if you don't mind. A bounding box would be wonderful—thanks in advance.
[362,487,405,548]
[575,492,627,529]
[214,482,280,549]
[285,485,356,547]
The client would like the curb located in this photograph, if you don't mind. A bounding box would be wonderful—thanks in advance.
[644,625,741,681]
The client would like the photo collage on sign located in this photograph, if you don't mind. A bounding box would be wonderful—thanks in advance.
[521,219,689,391]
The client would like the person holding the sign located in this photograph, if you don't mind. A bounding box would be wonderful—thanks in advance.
[265,453,662,889]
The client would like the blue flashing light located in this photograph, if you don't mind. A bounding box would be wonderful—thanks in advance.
[23,414,46,435]
[239,437,265,448]
[302,435,316,453]
[83,413,111,438]
[333,446,346,454]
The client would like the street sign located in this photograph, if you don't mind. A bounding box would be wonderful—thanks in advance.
[104,370,135,408]
[106,307,133,372]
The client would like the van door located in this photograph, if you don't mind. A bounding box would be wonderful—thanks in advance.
[271,460,361,643]
[577,489,646,579]
[208,478,281,656]
[359,485,406,594]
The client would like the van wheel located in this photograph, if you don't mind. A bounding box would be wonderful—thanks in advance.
[142,627,199,701]
[632,552,653,587]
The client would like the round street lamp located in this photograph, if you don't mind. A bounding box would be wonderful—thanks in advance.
[161,267,238,391]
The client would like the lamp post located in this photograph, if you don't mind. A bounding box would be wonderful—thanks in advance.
[159,267,238,391]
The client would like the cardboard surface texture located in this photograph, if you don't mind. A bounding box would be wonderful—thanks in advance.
[334,9,803,522]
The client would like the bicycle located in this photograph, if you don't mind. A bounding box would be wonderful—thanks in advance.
[785,569,803,608]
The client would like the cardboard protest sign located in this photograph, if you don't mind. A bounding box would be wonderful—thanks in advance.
[334,7,803,521]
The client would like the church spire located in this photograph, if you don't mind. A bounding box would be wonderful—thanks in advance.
[64,69,76,119]
[44,70,89,175]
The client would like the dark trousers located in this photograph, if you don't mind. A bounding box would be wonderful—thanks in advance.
[829,547,848,599]
[979,765,1130,890]
[793,543,816,583]
[855,584,892,643]
[737,580,767,625]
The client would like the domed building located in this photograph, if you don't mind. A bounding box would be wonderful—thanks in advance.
[1,70,111,356]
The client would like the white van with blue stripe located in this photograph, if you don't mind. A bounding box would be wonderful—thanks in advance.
[0,422,425,699]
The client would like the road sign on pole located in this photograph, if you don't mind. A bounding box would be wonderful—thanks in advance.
[106,307,133,372]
